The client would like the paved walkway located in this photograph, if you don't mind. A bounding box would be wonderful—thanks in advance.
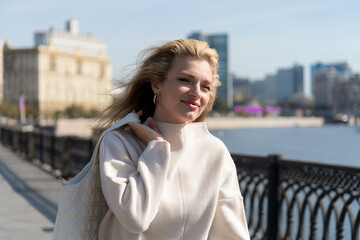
[0,143,60,240]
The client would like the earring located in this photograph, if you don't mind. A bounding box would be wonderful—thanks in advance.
[153,94,158,104]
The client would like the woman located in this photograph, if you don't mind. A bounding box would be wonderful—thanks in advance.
[97,39,250,239]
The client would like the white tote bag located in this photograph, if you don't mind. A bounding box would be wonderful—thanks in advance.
[52,113,140,240]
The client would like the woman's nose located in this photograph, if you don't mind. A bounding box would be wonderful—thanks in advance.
[189,84,201,98]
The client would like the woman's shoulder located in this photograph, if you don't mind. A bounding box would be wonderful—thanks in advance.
[186,122,228,149]
[102,127,142,147]
[99,112,142,144]
[99,128,146,164]
[190,129,233,166]
[203,130,229,152]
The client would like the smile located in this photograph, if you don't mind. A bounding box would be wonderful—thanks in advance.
[181,100,200,110]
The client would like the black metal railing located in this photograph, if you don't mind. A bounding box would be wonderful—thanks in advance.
[234,154,360,240]
[0,126,93,178]
[1,125,359,239]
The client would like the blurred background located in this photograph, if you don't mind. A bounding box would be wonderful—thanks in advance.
[1,2,359,239]
[1,0,360,166]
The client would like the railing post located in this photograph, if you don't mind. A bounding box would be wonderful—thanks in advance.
[39,131,44,163]
[27,131,35,160]
[61,137,72,178]
[267,154,280,240]
[0,126,4,145]
[50,135,55,169]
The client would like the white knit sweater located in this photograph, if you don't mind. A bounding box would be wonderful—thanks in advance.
[98,116,250,240]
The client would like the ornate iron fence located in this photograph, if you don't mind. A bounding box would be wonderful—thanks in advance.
[1,126,359,239]
[233,154,360,240]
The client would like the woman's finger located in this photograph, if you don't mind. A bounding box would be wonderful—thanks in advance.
[127,121,164,144]
[131,110,143,116]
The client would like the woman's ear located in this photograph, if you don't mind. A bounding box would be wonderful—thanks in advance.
[151,81,160,95]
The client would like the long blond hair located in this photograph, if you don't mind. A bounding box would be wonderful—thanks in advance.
[97,39,220,131]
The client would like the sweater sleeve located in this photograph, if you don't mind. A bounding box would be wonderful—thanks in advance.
[208,156,250,240]
[99,131,171,233]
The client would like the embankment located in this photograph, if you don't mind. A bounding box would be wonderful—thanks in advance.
[205,116,324,129]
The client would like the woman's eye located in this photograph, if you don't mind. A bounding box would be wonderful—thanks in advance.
[202,85,211,91]
[179,78,190,83]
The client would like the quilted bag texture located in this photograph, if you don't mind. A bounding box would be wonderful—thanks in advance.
[52,113,141,240]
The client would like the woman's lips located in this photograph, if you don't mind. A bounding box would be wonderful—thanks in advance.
[181,100,200,110]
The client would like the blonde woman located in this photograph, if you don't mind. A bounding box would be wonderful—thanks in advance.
[97,39,250,239]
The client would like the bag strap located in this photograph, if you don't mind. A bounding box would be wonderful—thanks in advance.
[93,112,141,163]
[98,113,140,141]
[63,113,140,185]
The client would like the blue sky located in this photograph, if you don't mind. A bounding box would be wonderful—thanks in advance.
[1,0,360,95]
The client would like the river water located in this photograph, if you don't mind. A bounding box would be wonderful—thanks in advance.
[211,124,359,238]
[210,124,360,168]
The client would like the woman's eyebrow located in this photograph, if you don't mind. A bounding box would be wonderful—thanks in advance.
[202,79,212,85]
[179,71,212,83]
[178,71,195,78]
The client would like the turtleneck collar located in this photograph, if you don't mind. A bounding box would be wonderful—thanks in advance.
[154,121,210,152]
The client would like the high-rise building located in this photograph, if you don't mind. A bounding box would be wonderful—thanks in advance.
[263,74,277,105]
[310,62,351,95]
[333,73,360,112]
[276,69,294,101]
[276,64,304,102]
[348,74,360,112]
[293,65,304,93]
[250,74,277,105]
[251,79,266,103]
[232,75,251,104]
[3,20,112,117]
[187,32,231,108]
[313,67,347,109]
[250,64,303,105]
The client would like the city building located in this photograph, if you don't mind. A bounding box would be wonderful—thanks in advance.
[310,62,351,95]
[348,74,360,113]
[3,20,112,117]
[313,67,347,109]
[250,75,277,105]
[251,64,303,105]
[334,73,360,113]
[276,68,294,101]
[263,74,277,105]
[34,20,106,57]
[232,75,251,104]
[187,32,231,108]
[276,64,304,102]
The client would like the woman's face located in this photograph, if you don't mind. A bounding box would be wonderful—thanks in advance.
[152,56,213,124]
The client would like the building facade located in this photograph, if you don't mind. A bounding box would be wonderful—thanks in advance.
[348,74,360,112]
[34,20,106,57]
[276,68,294,101]
[3,21,112,117]
[187,32,231,108]
[310,62,351,95]
[263,74,277,105]
[251,64,304,105]
[276,64,304,102]
[313,67,346,109]
[250,75,277,105]
[250,79,266,103]
[232,75,251,104]
[334,73,360,113]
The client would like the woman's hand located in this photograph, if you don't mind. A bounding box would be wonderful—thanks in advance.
[127,110,165,144]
